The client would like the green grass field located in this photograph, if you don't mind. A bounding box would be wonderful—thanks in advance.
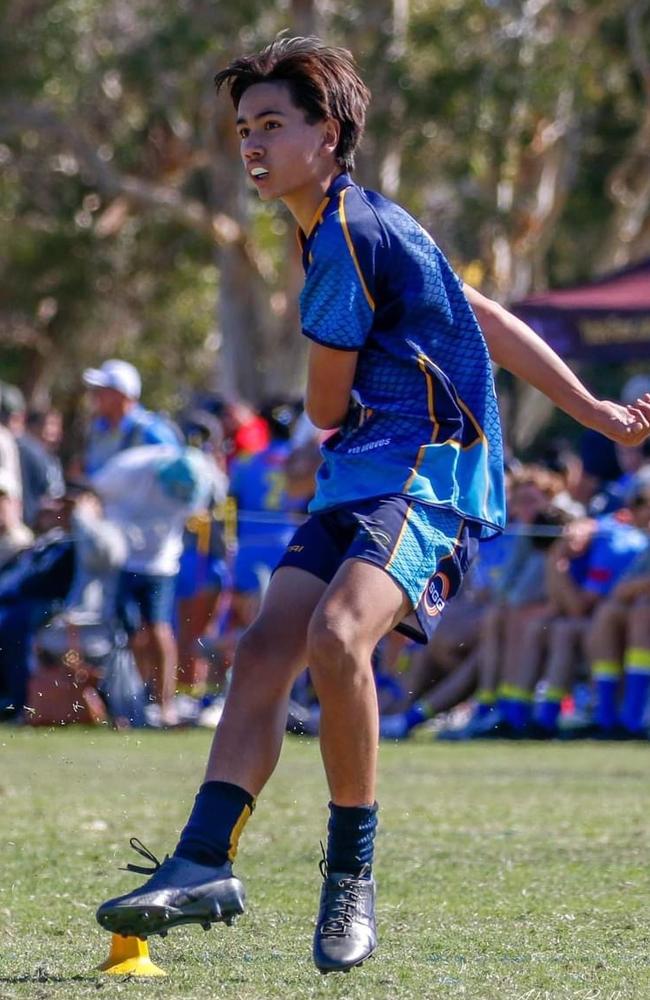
[1,728,648,1000]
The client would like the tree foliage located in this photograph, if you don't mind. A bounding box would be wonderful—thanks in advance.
[1,0,648,411]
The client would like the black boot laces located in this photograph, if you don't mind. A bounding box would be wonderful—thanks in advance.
[119,837,169,875]
[318,846,369,938]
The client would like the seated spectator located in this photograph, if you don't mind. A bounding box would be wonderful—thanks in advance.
[538,438,586,518]
[92,444,226,727]
[0,481,125,721]
[578,429,625,516]
[435,466,566,739]
[583,477,650,738]
[18,408,65,527]
[614,440,648,497]
[82,359,181,475]
[0,469,33,569]
[377,570,487,739]
[502,498,649,739]
[0,382,24,517]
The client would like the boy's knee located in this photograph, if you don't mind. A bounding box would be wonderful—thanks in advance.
[232,617,299,694]
[307,612,358,678]
[235,620,277,673]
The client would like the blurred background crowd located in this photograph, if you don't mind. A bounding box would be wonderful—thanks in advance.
[2,1,650,740]
[1,362,648,742]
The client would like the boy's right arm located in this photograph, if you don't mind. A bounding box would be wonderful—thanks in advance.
[464,283,650,447]
[305,342,358,429]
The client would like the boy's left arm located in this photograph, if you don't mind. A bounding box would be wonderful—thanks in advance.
[464,284,650,446]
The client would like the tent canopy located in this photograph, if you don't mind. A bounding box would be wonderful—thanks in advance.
[511,257,650,360]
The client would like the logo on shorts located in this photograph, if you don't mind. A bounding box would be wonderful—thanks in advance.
[423,572,450,616]
[361,525,392,549]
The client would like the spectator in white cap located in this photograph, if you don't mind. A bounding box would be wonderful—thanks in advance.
[82,359,181,475]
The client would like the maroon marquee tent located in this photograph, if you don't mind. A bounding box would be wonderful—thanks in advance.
[511,257,650,361]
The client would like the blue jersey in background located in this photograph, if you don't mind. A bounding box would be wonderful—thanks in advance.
[229,443,301,592]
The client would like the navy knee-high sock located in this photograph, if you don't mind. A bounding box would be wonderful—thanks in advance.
[326,802,378,878]
[174,780,255,868]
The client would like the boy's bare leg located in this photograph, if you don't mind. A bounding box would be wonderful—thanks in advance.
[96,566,327,939]
[307,558,410,973]
[307,558,410,806]
[204,567,327,794]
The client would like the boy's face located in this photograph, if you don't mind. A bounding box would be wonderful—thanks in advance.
[236,82,339,219]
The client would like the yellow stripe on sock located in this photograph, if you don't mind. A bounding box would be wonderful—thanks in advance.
[498,683,532,703]
[543,686,566,703]
[227,801,255,862]
[625,647,650,674]
[592,659,622,680]
[476,690,496,706]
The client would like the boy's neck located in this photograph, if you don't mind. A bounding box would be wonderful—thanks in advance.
[283,168,346,236]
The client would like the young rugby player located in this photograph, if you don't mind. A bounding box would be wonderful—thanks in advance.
[96,37,650,974]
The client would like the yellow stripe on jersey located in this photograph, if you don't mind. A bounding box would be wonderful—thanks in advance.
[403,356,440,491]
[306,195,331,238]
[339,188,375,311]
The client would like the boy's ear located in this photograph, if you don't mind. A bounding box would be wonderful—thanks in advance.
[321,118,340,156]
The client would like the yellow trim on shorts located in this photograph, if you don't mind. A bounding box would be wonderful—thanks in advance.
[384,502,413,572]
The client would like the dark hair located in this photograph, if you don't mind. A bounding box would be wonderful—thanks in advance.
[260,399,300,442]
[214,36,370,170]
[530,507,572,551]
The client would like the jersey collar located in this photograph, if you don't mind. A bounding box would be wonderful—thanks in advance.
[297,172,355,269]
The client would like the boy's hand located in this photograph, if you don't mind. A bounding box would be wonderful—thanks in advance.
[590,394,650,446]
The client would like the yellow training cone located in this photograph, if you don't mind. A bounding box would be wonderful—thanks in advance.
[98,934,167,976]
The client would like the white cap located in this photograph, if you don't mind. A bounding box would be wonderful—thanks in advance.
[82,359,142,400]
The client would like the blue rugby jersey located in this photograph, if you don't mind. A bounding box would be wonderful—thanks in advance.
[229,442,297,545]
[299,173,506,538]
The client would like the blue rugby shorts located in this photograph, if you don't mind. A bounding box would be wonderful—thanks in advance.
[274,495,478,643]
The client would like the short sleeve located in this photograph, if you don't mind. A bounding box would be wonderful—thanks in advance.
[300,192,379,351]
